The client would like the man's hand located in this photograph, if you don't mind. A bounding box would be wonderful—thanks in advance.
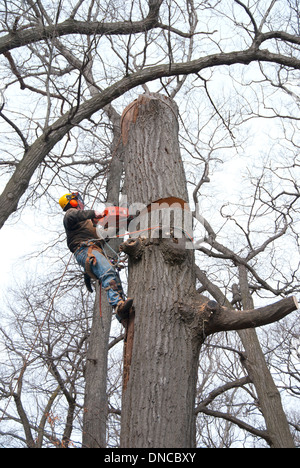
[94,210,104,219]
[92,210,104,225]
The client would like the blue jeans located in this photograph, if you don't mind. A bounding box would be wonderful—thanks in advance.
[74,245,122,307]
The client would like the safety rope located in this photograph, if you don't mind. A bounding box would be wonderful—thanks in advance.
[121,225,193,242]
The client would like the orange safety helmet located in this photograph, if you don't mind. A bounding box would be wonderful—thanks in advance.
[59,192,84,211]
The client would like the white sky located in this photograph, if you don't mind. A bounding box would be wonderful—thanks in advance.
[0,213,42,291]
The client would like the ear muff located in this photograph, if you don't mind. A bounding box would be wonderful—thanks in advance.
[70,199,78,207]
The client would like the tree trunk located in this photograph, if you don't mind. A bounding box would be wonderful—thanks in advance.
[120,94,200,448]
[82,113,123,448]
[82,286,111,448]
[118,94,298,448]
[238,266,295,448]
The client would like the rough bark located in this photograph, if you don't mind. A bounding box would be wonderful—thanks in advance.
[120,94,200,448]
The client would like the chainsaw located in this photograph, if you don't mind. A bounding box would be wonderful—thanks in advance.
[93,206,130,229]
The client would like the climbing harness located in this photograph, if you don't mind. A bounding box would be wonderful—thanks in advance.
[83,241,103,281]
[74,239,119,295]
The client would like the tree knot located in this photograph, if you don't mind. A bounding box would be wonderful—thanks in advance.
[119,237,144,261]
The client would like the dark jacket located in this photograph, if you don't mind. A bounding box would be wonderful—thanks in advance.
[63,208,98,253]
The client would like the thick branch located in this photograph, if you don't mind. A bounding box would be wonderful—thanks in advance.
[256,30,300,48]
[36,385,60,448]
[13,392,36,448]
[0,1,163,55]
[204,296,299,335]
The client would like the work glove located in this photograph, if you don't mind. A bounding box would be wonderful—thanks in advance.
[94,210,104,218]
[92,210,104,226]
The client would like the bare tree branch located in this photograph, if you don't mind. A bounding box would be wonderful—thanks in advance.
[1,45,300,229]
[0,0,163,55]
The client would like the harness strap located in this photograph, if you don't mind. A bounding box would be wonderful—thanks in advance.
[85,244,99,280]
[77,240,103,281]
[76,241,125,300]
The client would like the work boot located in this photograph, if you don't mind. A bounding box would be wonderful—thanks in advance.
[115,298,133,322]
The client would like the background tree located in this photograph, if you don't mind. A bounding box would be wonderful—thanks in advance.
[0,0,299,448]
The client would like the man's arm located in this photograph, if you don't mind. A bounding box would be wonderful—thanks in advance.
[63,208,96,230]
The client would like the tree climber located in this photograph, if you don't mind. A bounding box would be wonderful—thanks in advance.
[59,192,133,323]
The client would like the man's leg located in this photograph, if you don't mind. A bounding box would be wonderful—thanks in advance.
[91,250,133,321]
